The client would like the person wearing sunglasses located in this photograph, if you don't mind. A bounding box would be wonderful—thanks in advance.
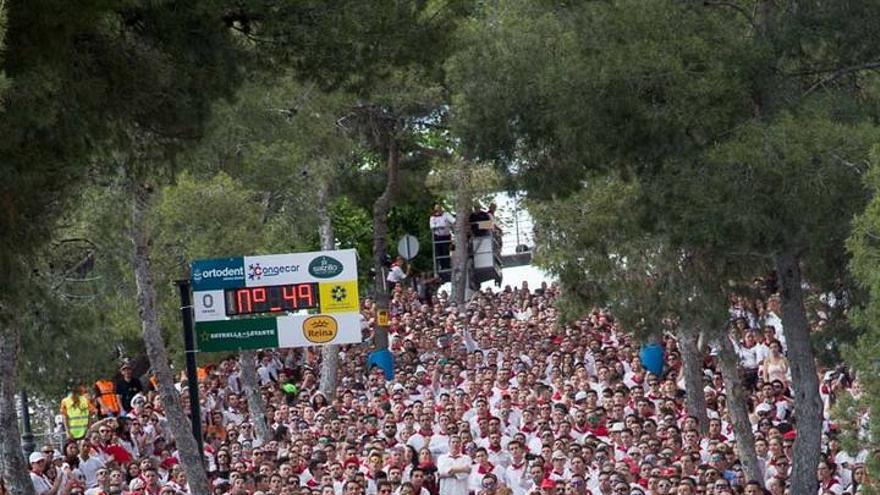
[479,473,499,495]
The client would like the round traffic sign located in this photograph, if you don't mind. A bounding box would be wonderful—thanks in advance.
[396,234,420,261]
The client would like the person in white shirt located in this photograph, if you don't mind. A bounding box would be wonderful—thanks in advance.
[437,437,472,495]
[387,257,409,292]
[30,452,62,495]
[468,448,505,494]
[429,422,455,457]
[502,440,531,495]
[77,441,105,488]
[400,468,431,495]
[429,205,455,272]
[257,354,280,385]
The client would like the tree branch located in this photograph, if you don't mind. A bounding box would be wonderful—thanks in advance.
[804,61,880,96]
[703,0,758,30]
[410,144,452,160]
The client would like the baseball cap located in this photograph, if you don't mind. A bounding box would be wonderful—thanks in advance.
[28,452,45,464]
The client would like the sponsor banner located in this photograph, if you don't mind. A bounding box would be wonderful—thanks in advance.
[243,249,357,287]
[277,312,362,348]
[191,258,245,291]
[193,290,227,321]
[318,280,360,314]
[194,313,361,351]
[195,318,279,352]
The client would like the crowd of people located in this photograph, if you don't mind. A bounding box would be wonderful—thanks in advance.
[30,278,870,495]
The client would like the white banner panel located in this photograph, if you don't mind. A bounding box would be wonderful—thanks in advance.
[243,249,357,287]
[276,312,362,348]
[193,290,227,321]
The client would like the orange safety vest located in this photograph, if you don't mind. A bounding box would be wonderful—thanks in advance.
[94,380,121,415]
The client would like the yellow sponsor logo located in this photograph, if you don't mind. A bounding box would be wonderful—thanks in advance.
[302,315,338,344]
[377,310,389,326]
[319,280,360,313]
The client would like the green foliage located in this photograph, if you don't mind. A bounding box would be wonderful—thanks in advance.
[450,0,880,335]
[243,0,472,96]
[530,175,729,337]
[666,110,876,272]
[844,149,880,484]
[0,0,245,346]
[448,0,754,197]
[153,171,269,269]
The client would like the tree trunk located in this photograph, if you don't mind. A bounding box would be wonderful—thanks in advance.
[451,165,471,309]
[679,326,709,436]
[775,252,822,495]
[239,350,269,446]
[715,334,763,486]
[0,314,37,495]
[317,181,339,399]
[372,135,400,350]
[131,183,211,495]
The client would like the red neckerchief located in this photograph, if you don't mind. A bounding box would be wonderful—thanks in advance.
[488,444,502,453]
[510,460,526,470]
[822,478,839,490]
[478,462,495,474]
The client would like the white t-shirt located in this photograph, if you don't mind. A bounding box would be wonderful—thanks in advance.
[79,455,105,487]
[737,343,763,369]
[387,265,407,283]
[437,454,472,495]
[430,213,456,237]
[31,472,53,495]
[764,313,787,351]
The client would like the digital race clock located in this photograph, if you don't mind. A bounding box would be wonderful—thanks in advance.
[224,283,319,316]
[191,249,361,352]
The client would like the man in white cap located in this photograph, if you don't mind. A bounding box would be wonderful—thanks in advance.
[30,451,62,495]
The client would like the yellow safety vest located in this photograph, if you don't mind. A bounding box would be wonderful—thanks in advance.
[61,395,90,439]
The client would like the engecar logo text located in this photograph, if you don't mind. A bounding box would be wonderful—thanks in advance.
[248,262,300,280]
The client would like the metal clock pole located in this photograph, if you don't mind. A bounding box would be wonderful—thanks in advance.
[176,279,204,458]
